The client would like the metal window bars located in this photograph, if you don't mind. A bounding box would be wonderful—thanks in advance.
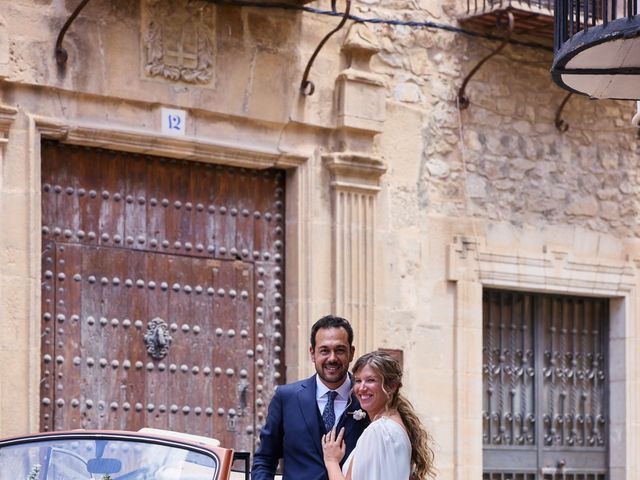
[555,0,639,51]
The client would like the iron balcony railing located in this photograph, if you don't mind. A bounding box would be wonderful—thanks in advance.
[467,0,554,14]
[463,0,556,41]
[555,0,640,51]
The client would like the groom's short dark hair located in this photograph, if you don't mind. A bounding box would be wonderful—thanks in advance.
[310,315,354,349]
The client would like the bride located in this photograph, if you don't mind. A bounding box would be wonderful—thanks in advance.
[321,351,435,480]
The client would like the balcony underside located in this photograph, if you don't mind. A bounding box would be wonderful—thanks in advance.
[552,16,640,99]
[459,6,554,43]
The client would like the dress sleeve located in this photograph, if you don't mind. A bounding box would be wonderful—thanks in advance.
[349,419,412,480]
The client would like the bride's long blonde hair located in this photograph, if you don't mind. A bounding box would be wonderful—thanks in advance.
[352,351,436,480]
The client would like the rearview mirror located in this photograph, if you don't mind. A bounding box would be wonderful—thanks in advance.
[87,457,122,475]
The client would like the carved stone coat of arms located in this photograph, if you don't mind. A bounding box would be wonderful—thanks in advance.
[143,0,215,84]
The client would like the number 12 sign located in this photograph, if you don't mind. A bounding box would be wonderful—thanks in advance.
[161,108,187,136]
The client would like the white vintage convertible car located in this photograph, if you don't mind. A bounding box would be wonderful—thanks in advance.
[0,428,250,480]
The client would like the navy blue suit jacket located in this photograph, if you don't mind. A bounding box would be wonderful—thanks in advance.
[251,374,369,480]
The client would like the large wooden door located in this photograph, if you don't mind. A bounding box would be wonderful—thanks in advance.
[40,142,285,452]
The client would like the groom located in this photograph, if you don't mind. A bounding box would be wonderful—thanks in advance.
[251,315,369,480]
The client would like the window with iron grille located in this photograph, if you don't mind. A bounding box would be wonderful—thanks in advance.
[483,290,608,479]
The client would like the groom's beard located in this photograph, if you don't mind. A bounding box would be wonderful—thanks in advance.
[318,360,348,386]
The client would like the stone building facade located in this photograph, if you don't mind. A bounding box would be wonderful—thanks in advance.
[1,0,639,478]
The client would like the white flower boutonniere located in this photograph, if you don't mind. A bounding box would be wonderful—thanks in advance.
[350,409,367,421]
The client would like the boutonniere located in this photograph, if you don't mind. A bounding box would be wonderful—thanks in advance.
[349,409,367,421]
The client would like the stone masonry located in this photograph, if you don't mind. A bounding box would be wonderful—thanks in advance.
[1,0,640,479]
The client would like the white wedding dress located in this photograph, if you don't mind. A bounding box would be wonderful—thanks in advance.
[341,416,412,480]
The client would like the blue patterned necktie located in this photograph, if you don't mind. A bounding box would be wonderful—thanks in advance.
[322,390,338,433]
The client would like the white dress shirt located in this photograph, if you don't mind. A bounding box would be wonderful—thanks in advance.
[315,374,352,429]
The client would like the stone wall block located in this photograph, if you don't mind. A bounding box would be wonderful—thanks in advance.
[0,14,8,79]
[336,71,386,132]
[245,50,293,122]
[600,201,621,220]
[1,192,31,250]
[392,81,423,104]
[335,23,386,133]
[246,10,297,48]
[566,195,599,216]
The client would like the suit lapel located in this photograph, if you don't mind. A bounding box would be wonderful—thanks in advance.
[338,391,363,437]
[297,375,323,456]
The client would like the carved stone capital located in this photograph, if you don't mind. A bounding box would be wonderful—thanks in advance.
[342,23,380,71]
[323,152,387,193]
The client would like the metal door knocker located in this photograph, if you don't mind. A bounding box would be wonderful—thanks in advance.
[144,317,173,359]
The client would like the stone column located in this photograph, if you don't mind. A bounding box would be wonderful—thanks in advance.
[325,23,387,353]
[323,23,386,354]
[324,153,385,352]
[0,103,18,434]
[448,236,484,480]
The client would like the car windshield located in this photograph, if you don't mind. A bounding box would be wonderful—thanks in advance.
[0,437,218,480]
